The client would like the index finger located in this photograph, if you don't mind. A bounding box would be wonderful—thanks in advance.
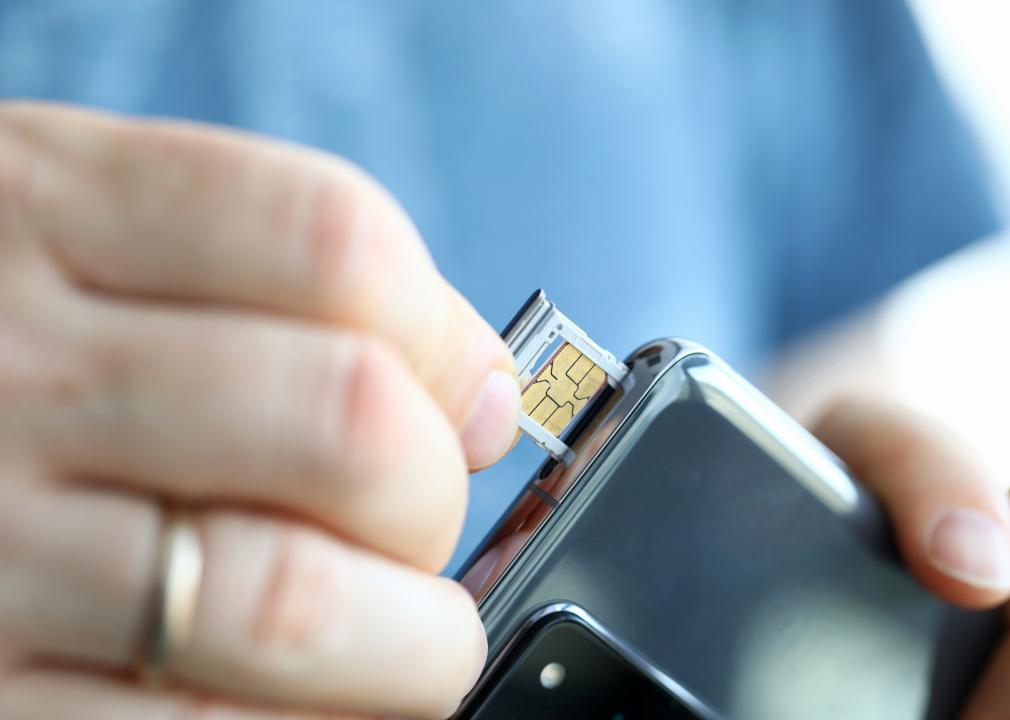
[1,102,517,464]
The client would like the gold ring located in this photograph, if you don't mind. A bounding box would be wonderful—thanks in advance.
[139,512,203,685]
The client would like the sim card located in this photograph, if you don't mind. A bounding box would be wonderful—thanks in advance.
[502,290,629,462]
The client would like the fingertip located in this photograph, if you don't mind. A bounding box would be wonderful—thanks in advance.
[461,370,521,470]
[920,507,1010,607]
[812,397,1010,609]
[894,504,1010,610]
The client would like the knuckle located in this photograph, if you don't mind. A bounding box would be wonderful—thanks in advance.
[289,328,469,567]
[286,336,364,490]
[233,331,362,495]
[347,339,468,560]
[320,334,467,569]
[297,163,413,319]
[299,168,375,306]
[250,527,339,653]
[335,336,411,483]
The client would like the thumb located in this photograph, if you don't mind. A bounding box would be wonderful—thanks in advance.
[813,397,1010,609]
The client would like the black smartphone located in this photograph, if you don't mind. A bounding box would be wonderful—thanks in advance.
[462,603,709,719]
[453,293,999,720]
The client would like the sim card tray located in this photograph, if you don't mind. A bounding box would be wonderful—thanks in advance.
[502,290,628,462]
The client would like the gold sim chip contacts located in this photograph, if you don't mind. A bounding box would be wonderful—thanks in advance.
[521,343,608,437]
[502,290,628,461]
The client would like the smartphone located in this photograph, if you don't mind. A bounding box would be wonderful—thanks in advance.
[452,293,999,720]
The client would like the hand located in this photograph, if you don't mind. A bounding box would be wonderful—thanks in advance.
[813,398,1009,719]
[0,102,520,719]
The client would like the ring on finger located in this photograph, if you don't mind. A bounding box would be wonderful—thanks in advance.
[137,510,203,685]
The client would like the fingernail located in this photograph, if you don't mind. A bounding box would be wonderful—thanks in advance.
[461,371,519,469]
[926,508,1010,590]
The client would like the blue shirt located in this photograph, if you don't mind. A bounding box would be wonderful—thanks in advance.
[1,0,999,570]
